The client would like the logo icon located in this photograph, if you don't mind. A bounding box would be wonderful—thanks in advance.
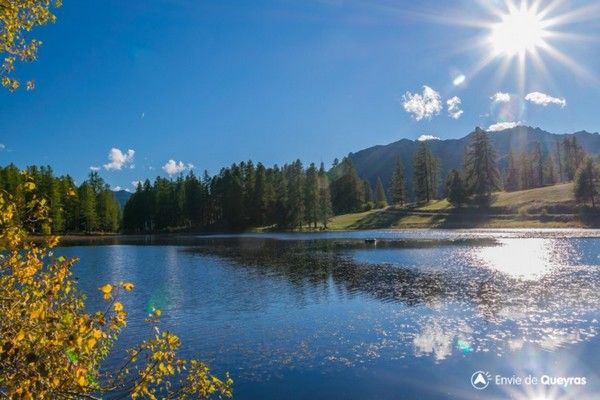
[471,371,491,390]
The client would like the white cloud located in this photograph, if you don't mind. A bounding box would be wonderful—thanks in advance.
[0,144,5,151]
[487,121,521,132]
[525,91,566,108]
[490,92,511,103]
[162,160,191,175]
[113,186,123,191]
[103,148,135,171]
[452,74,466,86]
[402,86,442,121]
[446,96,463,119]
[89,166,100,171]
[132,180,143,189]
[417,134,441,141]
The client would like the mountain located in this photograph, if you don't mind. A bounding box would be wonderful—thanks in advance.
[345,126,600,199]
[112,189,132,208]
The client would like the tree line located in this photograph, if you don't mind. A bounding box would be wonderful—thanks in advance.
[0,165,121,234]
[2,129,598,235]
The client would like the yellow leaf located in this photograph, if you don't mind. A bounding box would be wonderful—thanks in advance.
[87,338,97,349]
[113,302,123,312]
[122,282,134,291]
[99,284,112,294]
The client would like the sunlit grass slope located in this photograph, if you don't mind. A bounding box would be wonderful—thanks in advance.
[328,182,596,230]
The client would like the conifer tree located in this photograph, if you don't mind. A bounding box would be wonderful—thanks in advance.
[445,169,467,207]
[413,142,439,203]
[464,127,500,205]
[374,177,388,208]
[504,151,520,192]
[574,157,598,209]
[390,156,407,206]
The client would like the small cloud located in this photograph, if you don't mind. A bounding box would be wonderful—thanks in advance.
[490,92,511,103]
[446,96,463,119]
[488,121,521,132]
[0,143,5,151]
[402,86,442,121]
[113,186,123,191]
[162,159,191,175]
[452,74,466,86]
[525,91,566,108]
[90,166,100,171]
[132,180,143,189]
[103,148,135,171]
[417,134,441,141]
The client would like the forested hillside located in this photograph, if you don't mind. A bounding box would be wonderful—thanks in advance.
[347,126,600,199]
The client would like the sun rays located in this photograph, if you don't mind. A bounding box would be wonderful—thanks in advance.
[474,0,599,90]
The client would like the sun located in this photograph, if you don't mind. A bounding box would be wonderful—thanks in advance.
[489,4,548,57]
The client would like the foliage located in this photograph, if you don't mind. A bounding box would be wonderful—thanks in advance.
[0,0,61,91]
[374,177,387,209]
[445,169,466,207]
[574,157,599,208]
[390,157,406,206]
[464,128,500,205]
[0,165,121,233]
[0,179,233,398]
[329,158,367,215]
[413,142,440,203]
[124,160,335,232]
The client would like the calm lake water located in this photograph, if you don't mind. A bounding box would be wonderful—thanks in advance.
[58,229,600,399]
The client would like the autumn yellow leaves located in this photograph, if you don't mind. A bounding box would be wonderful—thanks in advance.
[0,178,233,398]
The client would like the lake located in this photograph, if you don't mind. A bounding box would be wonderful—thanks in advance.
[57,229,600,399]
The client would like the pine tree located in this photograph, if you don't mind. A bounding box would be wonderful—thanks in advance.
[464,127,500,205]
[304,163,319,228]
[78,182,97,232]
[390,156,407,206]
[445,169,467,207]
[413,142,439,203]
[252,163,269,226]
[330,158,364,214]
[317,163,333,228]
[504,151,520,192]
[374,177,388,208]
[574,157,598,209]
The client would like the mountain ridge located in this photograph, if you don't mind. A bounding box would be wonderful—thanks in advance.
[345,125,600,199]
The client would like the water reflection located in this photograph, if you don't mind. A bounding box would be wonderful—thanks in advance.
[61,233,600,396]
[186,236,600,364]
[471,238,565,280]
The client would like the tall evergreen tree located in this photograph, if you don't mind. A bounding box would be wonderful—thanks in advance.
[413,142,439,203]
[464,127,500,205]
[78,182,97,232]
[504,150,520,192]
[374,177,388,208]
[445,169,467,207]
[390,156,407,206]
[304,163,319,228]
[330,158,364,214]
[317,163,333,228]
[574,157,598,209]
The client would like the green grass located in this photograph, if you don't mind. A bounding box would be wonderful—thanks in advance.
[328,182,597,230]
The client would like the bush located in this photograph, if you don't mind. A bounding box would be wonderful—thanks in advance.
[0,179,233,399]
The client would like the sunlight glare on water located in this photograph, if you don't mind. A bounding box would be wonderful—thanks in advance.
[471,238,565,280]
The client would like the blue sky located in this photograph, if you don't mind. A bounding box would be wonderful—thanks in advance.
[1,0,599,190]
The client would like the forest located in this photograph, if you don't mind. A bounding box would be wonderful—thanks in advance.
[1,129,598,234]
[0,166,121,234]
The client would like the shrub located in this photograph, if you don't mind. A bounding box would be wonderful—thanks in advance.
[0,179,232,399]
